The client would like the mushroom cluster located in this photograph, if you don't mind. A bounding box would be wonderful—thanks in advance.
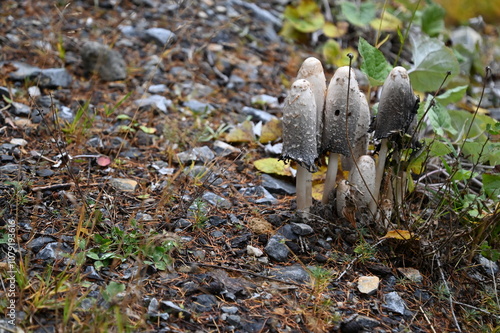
[281,59,417,224]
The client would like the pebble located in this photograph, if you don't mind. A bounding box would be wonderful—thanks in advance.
[341,314,380,333]
[383,291,407,315]
[37,68,72,88]
[213,140,241,157]
[269,264,311,284]
[134,95,172,113]
[241,106,275,123]
[36,242,72,261]
[147,84,167,93]
[10,138,28,146]
[202,191,232,209]
[26,236,55,253]
[397,267,423,283]
[80,41,127,81]
[260,174,296,195]
[10,102,31,117]
[110,178,138,192]
[183,99,215,113]
[264,234,289,262]
[176,146,215,164]
[144,28,176,46]
[251,94,279,108]
[191,294,217,312]
[290,223,314,236]
[357,275,380,295]
[246,245,264,257]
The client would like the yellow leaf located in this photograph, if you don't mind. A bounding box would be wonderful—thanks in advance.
[254,158,293,176]
[312,182,324,201]
[323,21,348,38]
[225,120,255,143]
[370,11,402,32]
[383,230,416,240]
[259,118,282,143]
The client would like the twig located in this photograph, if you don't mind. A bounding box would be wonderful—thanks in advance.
[453,301,500,320]
[31,182,74,192]
[419,305,437,333]
[434,252,462,332]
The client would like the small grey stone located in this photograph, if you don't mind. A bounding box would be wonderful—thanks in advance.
[10,102,31,117]
[191,294,217,312]
[264,235,289,262]
[290,223,313,236]
[261,174,295,195]
[384,291,406,315]
[276,224,298,240]
[36,242,72,260]
[221,306,239,314]
[1,61,41,80]
[148,298,160,314]
[134,95,171,113]
[241,106,275,123]
[341,314,380,333]
[83,265,102,280]
[213,140,241,157]
[27,236,55,252]
[174,218,192,229]
[229,0,282,27]
[183,100,214,113]
[144,28,176,46]
[177,146,215,164]
[202,191,232,209]
[210,230,224,238]
[37,68,72,88]
[226,314,241,326]
[478,255,499,274]
[161,300,191,319]
[36,169,54,177]
[56,106,75,122]
[148,84,167,93]
[251,94,279,108]
[80,41,127,81]
[0,163,21,174]
[269,264,311,284]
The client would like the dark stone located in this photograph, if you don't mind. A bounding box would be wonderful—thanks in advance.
[264,235,289,262]
[144,28,176,46]
[80,41,127,81]
[260,174,295,195]
[341,314,380,333]
[191,294,217,312]
[27,236,55,253]
[269,264,310,284]
[37,68,72,88]
[208,216,226,227]
[36,169,54,177]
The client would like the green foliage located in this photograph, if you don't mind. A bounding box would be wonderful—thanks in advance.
[409,34,460,92]
[358,37,393,86]
[102,281,125,303]
[340,1,376,27]
[421,3,446,37]
[283,0,324,33]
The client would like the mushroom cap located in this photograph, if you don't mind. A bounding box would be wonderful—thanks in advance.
[322,66,361,157]
[348,155,376,207]
[374,66,418,139]
[282,79,318,172]
[297,57,327,152]
[343,91,371,171]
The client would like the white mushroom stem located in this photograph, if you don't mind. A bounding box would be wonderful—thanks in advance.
[322,153,338,204]
[296,166,313,212]
[369,138,388,214]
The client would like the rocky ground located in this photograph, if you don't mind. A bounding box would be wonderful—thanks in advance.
[0,0,499,332]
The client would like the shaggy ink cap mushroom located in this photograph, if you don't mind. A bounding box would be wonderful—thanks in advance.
[296,57,326,153]
[374,66,418,139]
[322,66,361,157]
[282,79,318,172]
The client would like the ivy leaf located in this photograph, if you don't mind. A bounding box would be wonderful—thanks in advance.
[358,37,392,86]
[340,1,376,27]
[435,85,468,105]
[427,101,457,137]
[421,3,446,37]
[409,35,460,92]
[482,173,500,198]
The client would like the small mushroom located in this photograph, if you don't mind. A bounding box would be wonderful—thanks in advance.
[296,57,327,153]
[369,66,417,214]
[321,66,361,204]
[282,79,318,212]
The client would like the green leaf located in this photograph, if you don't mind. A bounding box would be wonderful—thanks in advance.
[116,114,132,120]
[421,4,446,37]
[340,1,376,27]
[409,35,460,92]
[86,252,100,260]
[358,37,393,86]
[482,173,500,199]
[447,109,497,142]
[427,101,457,137]
[139,125,156,134]
[283,0,325,33]
[427,139,454,157]
[435,85,468,105]
[102,282,125,302]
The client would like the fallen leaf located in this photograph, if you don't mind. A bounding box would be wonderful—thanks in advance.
[225,120,255,143]
[259,117,282,144]
[383,230,415,240]
[254,158,293,176]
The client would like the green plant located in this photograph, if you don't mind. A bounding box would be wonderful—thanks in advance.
[189,198,209,229]
[353,240,376,263]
